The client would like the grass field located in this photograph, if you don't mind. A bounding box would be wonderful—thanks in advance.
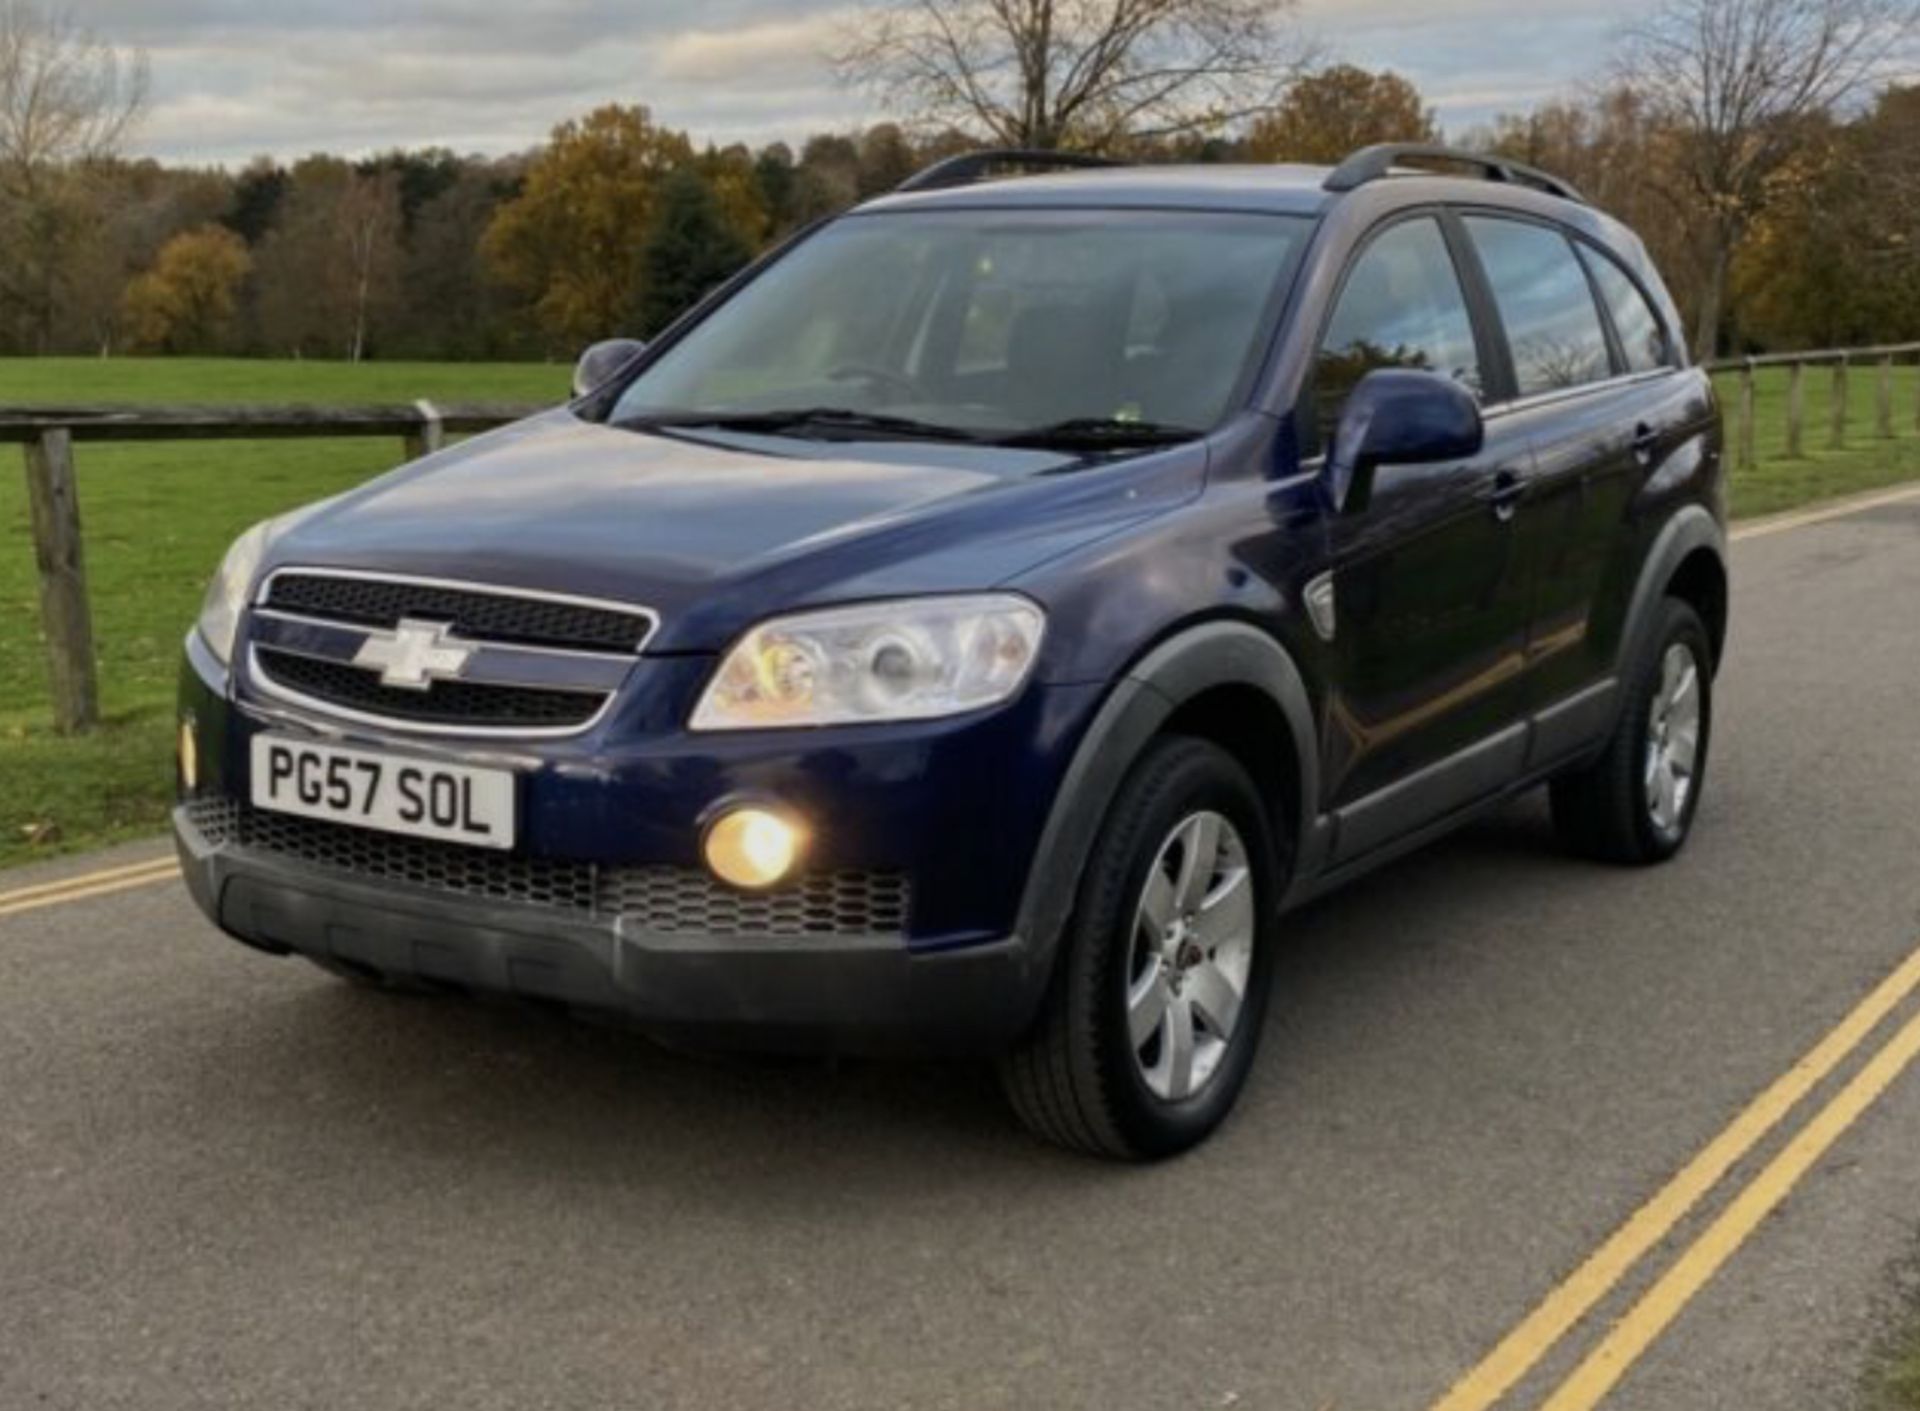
[1,356,1917,868]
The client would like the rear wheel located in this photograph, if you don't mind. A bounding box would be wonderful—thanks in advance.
[1551,597,1713,864]
[999,737,1281,1160]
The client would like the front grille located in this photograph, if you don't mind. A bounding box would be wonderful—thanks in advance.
[185,798,912,938]
[189,797,598,910]
[264,573,653,654]
[256,648,605,729]
[600,868,913,937]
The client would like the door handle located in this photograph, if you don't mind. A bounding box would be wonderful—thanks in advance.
[1479,468,1525,523]
[1631,423,1660,469]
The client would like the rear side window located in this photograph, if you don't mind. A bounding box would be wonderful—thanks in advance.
[1579,246,1671,373]
[1464,216,1612,396]
[1314,217,1482,449]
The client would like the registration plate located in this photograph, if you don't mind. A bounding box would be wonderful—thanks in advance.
[250,736,517,850]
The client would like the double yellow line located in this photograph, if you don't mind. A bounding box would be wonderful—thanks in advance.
[1432,940,1920,1411]
[0,855,182,921]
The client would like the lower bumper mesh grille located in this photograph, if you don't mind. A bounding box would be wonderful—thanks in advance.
[182,797,910,938]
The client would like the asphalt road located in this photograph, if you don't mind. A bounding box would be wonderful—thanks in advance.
[4,488,1919,1411]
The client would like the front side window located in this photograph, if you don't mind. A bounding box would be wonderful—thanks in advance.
[1314,216,1483,449]
[612,210,1311,440]
[1465,216,1613,396]
[1579,245,1671,374]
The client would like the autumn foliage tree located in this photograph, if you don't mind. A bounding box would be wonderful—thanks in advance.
[482,105,694,350]
[1245,64,1435,162]
[120,224,250,352]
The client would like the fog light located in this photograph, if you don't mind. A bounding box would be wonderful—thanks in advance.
[178,717,200,793]
[704,807,805,890]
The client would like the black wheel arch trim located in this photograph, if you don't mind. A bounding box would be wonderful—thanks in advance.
[1619,503,1728,684]
[1013,621,1319,985]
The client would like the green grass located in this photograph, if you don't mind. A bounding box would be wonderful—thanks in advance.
[1712,363,1920,518]
[1,356,1917,869]
[1,358,567,868]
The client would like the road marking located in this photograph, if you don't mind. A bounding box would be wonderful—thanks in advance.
[1429,942,1920,1411]
[1538,1000,1920,1410]
[0,858,181,920]
[1732,481,1920,542]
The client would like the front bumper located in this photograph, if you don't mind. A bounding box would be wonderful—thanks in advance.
[175,801,1046,1056]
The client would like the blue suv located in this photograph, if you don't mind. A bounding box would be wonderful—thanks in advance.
[175,145,1728,1158]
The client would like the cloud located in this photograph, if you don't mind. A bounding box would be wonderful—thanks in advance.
[59,0,1653,164]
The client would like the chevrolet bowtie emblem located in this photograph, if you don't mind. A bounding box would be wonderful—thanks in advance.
[352,619,476,691]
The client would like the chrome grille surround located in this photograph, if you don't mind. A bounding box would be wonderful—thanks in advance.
[247,568,656,739]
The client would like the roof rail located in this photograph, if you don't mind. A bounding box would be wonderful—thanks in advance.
[1323,143,1585,204]
[894,148,1123,195]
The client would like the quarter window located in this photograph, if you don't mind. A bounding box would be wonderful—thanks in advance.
[1579,246,1671,374]
[1315,217,1482,449]
[1464,216,1613,396]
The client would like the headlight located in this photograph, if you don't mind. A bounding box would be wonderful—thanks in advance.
[195,521,276,666]
[691,594,1046,731]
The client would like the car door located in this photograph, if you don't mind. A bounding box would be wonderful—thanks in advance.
[1456,215,1680,757]
[1310,214,1538,861]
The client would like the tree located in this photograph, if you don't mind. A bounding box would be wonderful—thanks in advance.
[1621,0,1920,356]
[834,0,1309,152]
[0,1,146,350]
[1244,65,1435,163]
[482,104,694,350]
[252,158,403,360]
[637,169,754,336]
[121,225,250,353]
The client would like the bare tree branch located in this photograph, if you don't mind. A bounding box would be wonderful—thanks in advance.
[832,0,1308,151]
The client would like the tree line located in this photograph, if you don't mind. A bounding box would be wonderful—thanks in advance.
[0,0,1915,364]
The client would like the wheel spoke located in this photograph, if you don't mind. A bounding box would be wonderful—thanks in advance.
[1185,961,1243,1041]
[1138,866,1177,938]
[1193,866,1253,953]
[1127,968,1172,1050]
[1652,760,1678,830]
[1161,997,1196,1099]
[1669,721,1699,773]
[1172,814,1222,912]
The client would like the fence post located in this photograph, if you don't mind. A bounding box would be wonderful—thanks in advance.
[1737,360,1757,470]
[1830,356,1848,449]
[21,427,99,734]
[1877,355,1894,438]
[402,399,445,462]
[1786,360,1806,458]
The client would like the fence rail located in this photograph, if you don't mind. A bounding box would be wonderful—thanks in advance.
[8,401,545,734]
[1706,342,1920,470]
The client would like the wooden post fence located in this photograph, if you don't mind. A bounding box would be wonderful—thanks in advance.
[22,428,98,734]
[1709,342,1920,471]
[3,401,543,734]
[1787,361,1805,459]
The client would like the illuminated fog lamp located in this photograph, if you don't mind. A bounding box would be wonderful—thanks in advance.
[704,806,806,890]
[178,717,200,793]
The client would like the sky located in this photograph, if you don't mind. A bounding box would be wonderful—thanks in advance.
[62,0,1661,167]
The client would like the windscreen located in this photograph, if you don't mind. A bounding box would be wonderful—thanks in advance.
[612,209,1312,438]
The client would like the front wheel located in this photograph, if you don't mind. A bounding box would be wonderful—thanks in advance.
[1550,597,1713,865]
[999,737,1281,1160]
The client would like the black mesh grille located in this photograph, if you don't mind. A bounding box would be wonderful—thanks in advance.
[186,798,598,910]
[265,574,653,654]
[257,649,604,729]
[184,798,912,937]
[600,868,912,937]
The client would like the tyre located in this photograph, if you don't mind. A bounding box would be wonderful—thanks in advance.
[1550,597,1713,865]
[999,736,1282,1160]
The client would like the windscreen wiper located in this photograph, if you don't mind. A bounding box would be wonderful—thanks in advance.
[623,407,988,444]
[995,416,1204,451]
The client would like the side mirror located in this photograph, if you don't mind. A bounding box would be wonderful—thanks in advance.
[1326,369,1484,515]
[572,338,648,398]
